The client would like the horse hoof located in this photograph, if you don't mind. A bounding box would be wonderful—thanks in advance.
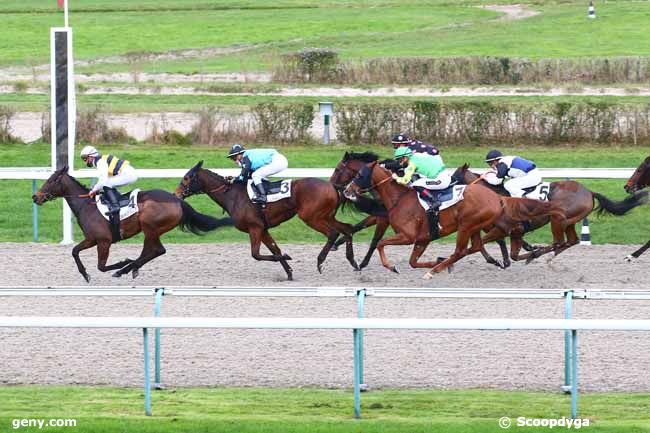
[391,265,400,274]
[132,269,139,279]
[112,271,122,278]
[625,255,634,262]
[283,254,292,261]
[82,273,91,283]
[317,264,323,274]
[423,272,433,280]
[330,245,338,252]
[447,264,454,274]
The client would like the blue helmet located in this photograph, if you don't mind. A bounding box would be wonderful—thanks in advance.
[227,144,246,158]
[391,133,410,148]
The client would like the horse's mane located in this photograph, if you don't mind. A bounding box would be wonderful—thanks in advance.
[344,151,379,163]
[65,173,90,191]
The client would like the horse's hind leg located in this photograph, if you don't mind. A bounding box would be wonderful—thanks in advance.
[72,238,96,283]
[328,218,360,271]
[425,229,483,278]
[261,230,293,281]
[627,240,650,261]
[113,228,166,279]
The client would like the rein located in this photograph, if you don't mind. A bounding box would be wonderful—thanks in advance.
[208,184,228,194]
[358,175,393,194]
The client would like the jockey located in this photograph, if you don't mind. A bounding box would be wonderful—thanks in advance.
[391,133,439,156]
[392,146,451,213]
[80,145,138,239]
[483,150,542,198]
[227,143,288,204]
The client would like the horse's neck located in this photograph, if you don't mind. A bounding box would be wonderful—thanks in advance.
[374,171,412,210]
[62,175,90,216]
[201,171,235,212]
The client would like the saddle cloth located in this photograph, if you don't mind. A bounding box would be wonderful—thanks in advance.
[521,182,551,201]
[417,185,466,211]
[247,179,292,203]
[96,189,140,221]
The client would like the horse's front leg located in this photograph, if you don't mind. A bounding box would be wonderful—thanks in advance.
[360,216,390,269]
[72,238,97,283]
[332,216,376,251]
[626,240,650,262]
[425,229,484,278]
[94,240,134,274]
[261,230,293,281]
[376,232,416,274]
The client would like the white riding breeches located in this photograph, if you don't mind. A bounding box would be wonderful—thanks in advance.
[504,168,542,197]
[103,165,138,189]
[251,153,288,185]
[410,170,452,191]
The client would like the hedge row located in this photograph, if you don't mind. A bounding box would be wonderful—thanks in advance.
[335,101,650,145]
[274,51,650,85]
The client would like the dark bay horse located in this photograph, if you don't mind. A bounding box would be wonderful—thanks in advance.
[330,152,390,269]
[344,162,567,278]
[175,161,359,280]
[624,156,650,260]
[32,166,233,282]
[454,163,649,262]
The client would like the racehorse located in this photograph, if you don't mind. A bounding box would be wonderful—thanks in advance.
[454,163,649,262]
[330,152,390,269]
[331,152,516,268]
[32,166,233,282]
[175,161,359,280]
[344,162,567,278]
[623,156,650,260]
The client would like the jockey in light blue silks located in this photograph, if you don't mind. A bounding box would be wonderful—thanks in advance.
[483,149,542,198]
[227,144,288,204]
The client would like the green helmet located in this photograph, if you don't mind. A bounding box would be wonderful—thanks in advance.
[394,147,413,159]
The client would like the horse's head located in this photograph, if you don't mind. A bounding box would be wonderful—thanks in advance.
[330,151,379,189]
[176,160,206,199]
[32,166,70,205]
[625,156,650,194]
[451,163,477,185]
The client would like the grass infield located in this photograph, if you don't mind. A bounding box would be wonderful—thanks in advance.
[1,143,648,244]
[1,386,650,433]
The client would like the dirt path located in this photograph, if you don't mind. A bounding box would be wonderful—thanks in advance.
[1,243,649,391]
[482,4,540,21]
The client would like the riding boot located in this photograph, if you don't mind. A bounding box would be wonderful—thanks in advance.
[426,200,441,240]
[103,187,122,242]
[252,182,267,204]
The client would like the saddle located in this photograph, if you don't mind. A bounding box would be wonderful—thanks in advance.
[260,179,286,195]
[99,189,136,208]
[246,179,292,204]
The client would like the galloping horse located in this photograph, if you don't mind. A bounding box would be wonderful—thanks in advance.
[32,166,233,282]
[175,161,359,280]
[330,152,390,269]
[331,152,515,267]
[344,162,567,278]
[454,164,649,262]
[623,156,650,260]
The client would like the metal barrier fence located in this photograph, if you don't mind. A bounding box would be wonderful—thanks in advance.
[2,314,650,419]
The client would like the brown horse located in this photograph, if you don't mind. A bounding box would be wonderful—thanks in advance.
[623,156,650,260]
[454,163,649,262]
[175,161,359,280]
[344,162,567,278]
[32,166,233,282]
[330,152,391,269]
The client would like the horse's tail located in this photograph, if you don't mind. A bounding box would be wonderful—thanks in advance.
[501,197,566,221]
[592,190,648,216]
[179,200,234,234]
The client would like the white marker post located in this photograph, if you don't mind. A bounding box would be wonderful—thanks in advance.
[319,102,334,144]
[588,1,596,19]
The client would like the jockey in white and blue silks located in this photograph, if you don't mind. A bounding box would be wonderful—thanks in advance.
[227,144,288,204]
[483,149,542,198]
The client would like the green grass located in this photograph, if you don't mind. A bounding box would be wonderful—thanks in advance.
[2,1,650,74]
[3,92,650,113]
[1,386,650,433]
[1,143,648,244]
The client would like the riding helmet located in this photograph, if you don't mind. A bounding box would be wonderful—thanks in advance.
[80,145,99,158]
[394,147,413,159]
[391,133,410,146]
[227,143,246,158]
[485,149,503,162]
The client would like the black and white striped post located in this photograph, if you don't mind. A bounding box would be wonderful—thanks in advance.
[588,1,596,19]
[580,218,591,245]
